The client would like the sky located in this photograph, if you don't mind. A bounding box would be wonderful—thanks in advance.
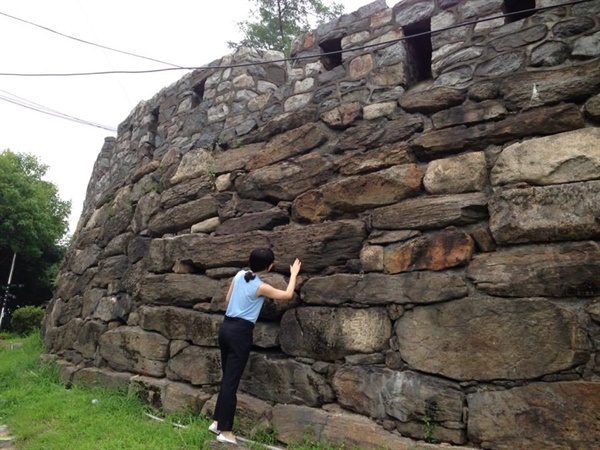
[0,0,384,235]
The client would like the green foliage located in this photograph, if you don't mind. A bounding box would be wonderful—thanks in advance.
[10,306,45,336]
[421,416,437,444]
[0,150,70,259]
[228,0,344,55]
[0,149,70,314]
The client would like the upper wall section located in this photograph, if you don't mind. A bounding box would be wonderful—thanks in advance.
[78,0,600,231]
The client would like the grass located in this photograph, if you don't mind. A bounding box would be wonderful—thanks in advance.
[0,332,347,450]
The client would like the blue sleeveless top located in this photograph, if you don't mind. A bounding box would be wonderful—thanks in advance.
[225,270,265,323]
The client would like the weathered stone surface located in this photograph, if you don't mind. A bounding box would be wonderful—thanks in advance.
[166,345,221,385]
[491,128,600,187]
[431,100,506,129]
[336,114,423,151]
[336,142,415,175]
[468,382,600,450]
[73,320,107,359]
[411,103,584,159]
[138,306,222,346]
[214,143,264,174]
[552,16,596,38]
[399,87,466,113]
[489,181,600,244]
[44,319,83,352]
[280,306,391,361]
[384,228,475,273]
[159,177,215,210]
[135,274,219,306]
[467,241,600,298]
[72,367,132,389]
[170,148,214,185]
[530,41,570,67]
[91,294,132,322]
[320,102,362,129]
[332,366,464,423]
[215,207,289,235]
[585,93,600,121]
[292,164,423,222]
[49,297,83,326]
[148,196,218,235]
[301,272,467,306]
[271,404,470,450]
[573,31,600,58]
[99,327,169,377]
[496,60,600,109]
[252,321,280,348]
[246,123,327,171]
[150,220,366,274]
[71,245,102,275]
[235,153,334,201]
[424,151,487,194]
[240,353,334,406]
[162,381,212,414]
[490,24,548,52]
[252,107,318,143]
[371,192,488,230]
[396,298,590,380]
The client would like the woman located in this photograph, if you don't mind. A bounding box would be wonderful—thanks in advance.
[209,248,301,445]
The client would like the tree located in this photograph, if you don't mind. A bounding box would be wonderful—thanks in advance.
[0,150,70,327]
[228,0,344,55]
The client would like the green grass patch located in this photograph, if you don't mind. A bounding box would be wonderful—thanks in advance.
[0,333,348,450]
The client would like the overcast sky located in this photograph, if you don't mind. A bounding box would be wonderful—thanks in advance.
[0,0,384,234]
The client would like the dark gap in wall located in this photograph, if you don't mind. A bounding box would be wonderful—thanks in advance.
[404,19,432,84]
[193,78,207,105]
[504,0,536,23]
[319,37,343,70]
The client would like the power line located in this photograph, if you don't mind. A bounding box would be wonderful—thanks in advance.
[0,10,184,68]
[0,90,117,132]
[0,0,591,78]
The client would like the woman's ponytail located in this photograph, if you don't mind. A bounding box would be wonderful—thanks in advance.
[244,271,256,282]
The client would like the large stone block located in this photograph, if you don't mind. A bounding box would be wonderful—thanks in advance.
[371,192,488,230]
[240,353,334,406]
[383,228,475,273]
[166,345,221,385]
[489,181,600,244]
[99,326,169,377]
[467,382,600,450]
[467,241,600,298]
[138,306,222,346]
[280,306,391,361]
[271,404,471,450]
[235,153,334,201]
[395,298,590,380]
[301,272,467,306]
[292,164,423,222]
[135,273,219,307]
[332,366,464,423]
[491,128,600,187]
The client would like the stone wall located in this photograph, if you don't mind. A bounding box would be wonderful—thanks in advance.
[42,0,600,449]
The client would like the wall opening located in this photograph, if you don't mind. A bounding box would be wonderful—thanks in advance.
[504,0,536,22]
[319,37,343,70]
[193,78,207,105]
[404,19,432,84]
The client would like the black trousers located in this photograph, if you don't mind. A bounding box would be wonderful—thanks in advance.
[213,316,254,432]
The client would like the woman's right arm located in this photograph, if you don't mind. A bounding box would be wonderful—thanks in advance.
[256,258,301,300]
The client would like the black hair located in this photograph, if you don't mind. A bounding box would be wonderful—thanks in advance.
[244,248,275,282]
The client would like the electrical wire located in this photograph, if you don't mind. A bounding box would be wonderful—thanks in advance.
[0,90,117,132]
[0,0,592,78]
[0,11,184,68]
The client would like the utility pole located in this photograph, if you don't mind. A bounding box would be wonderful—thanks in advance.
[0,252,17,331]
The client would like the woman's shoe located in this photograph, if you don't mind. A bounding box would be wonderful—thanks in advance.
[216,434,238,445]
[208,422,219,435]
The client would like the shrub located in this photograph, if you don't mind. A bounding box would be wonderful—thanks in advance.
[10,305,45,336]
